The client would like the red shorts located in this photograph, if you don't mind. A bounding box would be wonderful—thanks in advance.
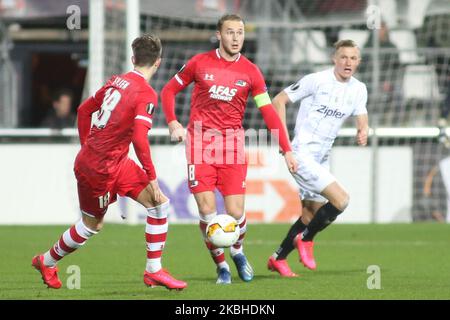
[185,128,247,195]
[74,157,149,218]
[187,162,247,195]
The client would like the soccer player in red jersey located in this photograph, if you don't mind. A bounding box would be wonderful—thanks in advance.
[31,34,186,290]
[161,14,298,284]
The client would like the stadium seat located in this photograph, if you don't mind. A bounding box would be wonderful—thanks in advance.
[389,29,422,64]
[338,29,369,48]
[291,30,329,64]
[402,64,443,101]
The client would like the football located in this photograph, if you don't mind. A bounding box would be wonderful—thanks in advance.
[206,214,240,248]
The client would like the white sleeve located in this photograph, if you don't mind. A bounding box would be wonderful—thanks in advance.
[283,73,316,103]
[352,84,368,116]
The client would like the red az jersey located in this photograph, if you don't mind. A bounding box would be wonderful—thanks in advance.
[76,70,157,179]
[172,49,267,132]
[162,49,292,154]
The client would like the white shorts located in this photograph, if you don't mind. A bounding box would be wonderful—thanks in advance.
[291,151,336,202]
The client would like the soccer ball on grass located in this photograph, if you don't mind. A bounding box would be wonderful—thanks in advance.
[206,214,240,248]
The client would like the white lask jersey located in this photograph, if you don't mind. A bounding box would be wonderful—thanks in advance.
[284,68,368,158]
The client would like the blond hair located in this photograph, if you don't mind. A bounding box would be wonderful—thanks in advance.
[217,14,245,31]
[334,39,359,52]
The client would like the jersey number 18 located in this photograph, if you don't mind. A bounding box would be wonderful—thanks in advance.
[93,88,122,129]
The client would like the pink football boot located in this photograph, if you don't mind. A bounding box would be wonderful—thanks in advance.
[296,236,317,270]
[267,256,298,277]
[144,269,187,290]
[32,255,62,289]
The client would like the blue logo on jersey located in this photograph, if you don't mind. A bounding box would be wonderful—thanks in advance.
[317,105,346,119]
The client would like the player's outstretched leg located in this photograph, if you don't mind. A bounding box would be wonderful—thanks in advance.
[230,214,254,282]
[143,201,187,290]
[269,216,307,276]
[297,198,345,270]
[32,219,98,288]
[267,256,298,277]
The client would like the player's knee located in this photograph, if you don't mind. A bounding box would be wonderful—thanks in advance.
[93,222,104,232]
[300,206,314,224]
[198,203,216,216]
[144,198,168,209]
[147,200,170,219]
[82,215,104,232]
[225,203,244,220]
[300,214,312,225]
[227,210,244,221]
[335,193,349,212]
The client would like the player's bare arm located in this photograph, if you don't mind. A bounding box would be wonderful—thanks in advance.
[356,114,369,146]
[272,91,298,173]
[272,91,291,139]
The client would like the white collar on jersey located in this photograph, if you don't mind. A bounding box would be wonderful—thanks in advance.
[132,70,145,79]
[216,48,241,62]
[331,67,355,84]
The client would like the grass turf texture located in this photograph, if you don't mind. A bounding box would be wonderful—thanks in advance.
[1,223,450,299]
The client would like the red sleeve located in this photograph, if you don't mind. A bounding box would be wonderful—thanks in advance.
[161,57,196,124]
[77,85,107,145]
[259,105,292,153]
[132,100,156,180]
[134,99,155,130]
[77,96,101,146]
[132,120,156,181]
[251,65,268,97]
[161,77,186,124]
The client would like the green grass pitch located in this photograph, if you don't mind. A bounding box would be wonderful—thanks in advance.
[1,223,450,300]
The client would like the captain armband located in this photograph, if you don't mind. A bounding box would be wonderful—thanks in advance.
[254,92,271,108]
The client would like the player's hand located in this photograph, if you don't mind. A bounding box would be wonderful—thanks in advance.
[168,120,186,142]
[147,179,163,204]
[356,128,368,146]
[284,151,298,173]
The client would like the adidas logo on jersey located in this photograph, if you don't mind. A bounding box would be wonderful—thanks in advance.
[317,105,346,118]
[208,85,237,102]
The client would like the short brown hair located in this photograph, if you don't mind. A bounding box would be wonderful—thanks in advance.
[132,34,162,67]
[334,39,359,52]
[217,14,244,31]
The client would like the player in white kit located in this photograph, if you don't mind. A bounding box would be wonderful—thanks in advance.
[267,40,369,276]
